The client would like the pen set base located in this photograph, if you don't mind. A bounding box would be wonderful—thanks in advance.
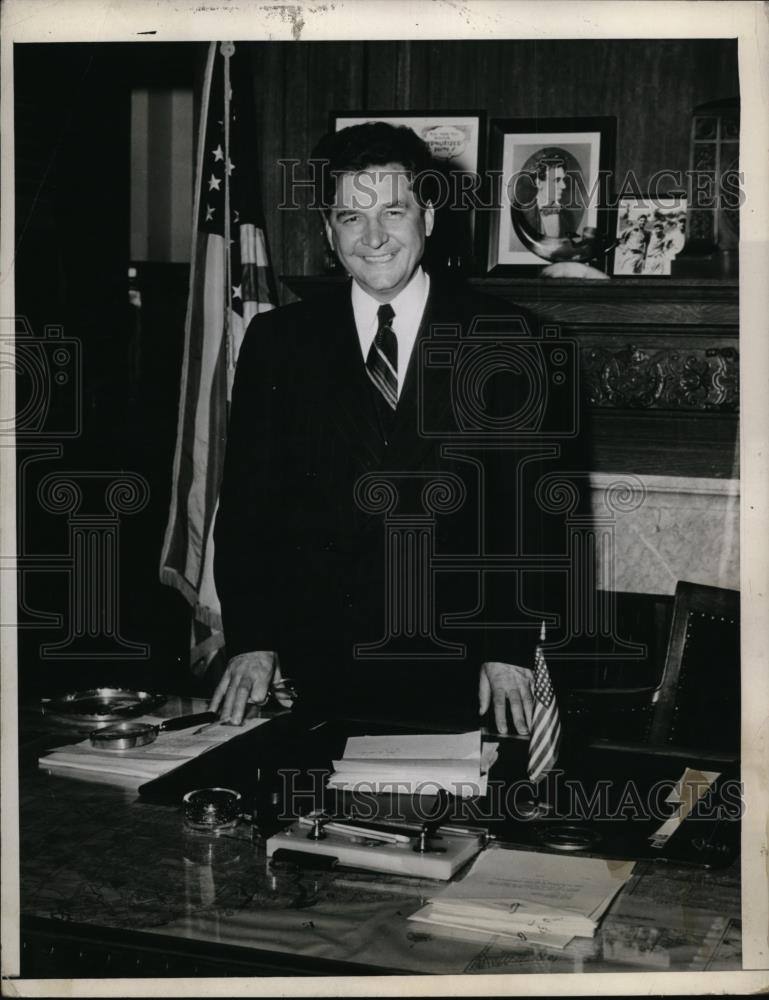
[265,818,484,880]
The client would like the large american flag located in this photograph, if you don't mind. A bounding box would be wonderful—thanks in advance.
[160,41,276,673]
[528,623,562,784]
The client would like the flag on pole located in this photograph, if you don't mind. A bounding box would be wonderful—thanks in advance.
[160,41,276,672]
[527,622,562,784]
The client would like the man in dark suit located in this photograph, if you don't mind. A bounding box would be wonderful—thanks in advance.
[211,123,569,731]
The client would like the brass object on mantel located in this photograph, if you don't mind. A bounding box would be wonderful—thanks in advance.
[509,205,612,280]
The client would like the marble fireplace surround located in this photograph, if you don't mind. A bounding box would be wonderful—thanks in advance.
[590,473,740,597]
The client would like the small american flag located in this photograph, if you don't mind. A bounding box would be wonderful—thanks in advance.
[160,41,276,673]
[527,623,562,784]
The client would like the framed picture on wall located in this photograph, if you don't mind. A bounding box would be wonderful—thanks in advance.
[331,110,484,174]
[485,116,616,274]
[330,111,485,269]
[612,196,688,276]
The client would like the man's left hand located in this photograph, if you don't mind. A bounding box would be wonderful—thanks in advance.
[479,661,534,736]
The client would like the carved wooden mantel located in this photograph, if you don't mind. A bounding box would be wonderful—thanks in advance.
[282,275,739,479]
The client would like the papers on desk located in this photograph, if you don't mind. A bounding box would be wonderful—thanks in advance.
[409,846,635,949]
[326,731,498,799]
[38,716,269,783]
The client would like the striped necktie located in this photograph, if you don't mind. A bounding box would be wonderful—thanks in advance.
[365,303,398,411]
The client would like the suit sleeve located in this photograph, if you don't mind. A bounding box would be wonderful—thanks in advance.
[480,443,546,669]
[214,315,282,658]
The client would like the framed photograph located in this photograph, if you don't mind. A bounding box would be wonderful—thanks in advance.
[331,110,483,174]
[613,196,688,276]
[486,116,616,273]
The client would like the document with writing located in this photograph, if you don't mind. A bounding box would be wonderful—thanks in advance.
[409,845,635,949]
[342,731,481,760]
[327,731,498,798]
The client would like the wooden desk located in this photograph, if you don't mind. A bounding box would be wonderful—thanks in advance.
[18,701,742,978]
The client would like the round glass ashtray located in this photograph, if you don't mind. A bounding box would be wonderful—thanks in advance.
[182,832,242,867]
[535,823,601,852]
[183,787,242,831]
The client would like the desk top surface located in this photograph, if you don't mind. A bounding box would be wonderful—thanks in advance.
[19,698,742,977]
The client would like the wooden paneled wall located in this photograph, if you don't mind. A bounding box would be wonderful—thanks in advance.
[242,39,739,300]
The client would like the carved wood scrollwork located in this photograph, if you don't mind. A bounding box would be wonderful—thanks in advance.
[582,344,739,411]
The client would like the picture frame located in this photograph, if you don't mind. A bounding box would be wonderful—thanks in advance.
[331,110,484,175]
[485,116,616,275]
[612,195,689,277]
[330,111,485,269]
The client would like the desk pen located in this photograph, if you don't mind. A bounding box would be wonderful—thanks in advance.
[342,815,491,840]
[297,815,411,844]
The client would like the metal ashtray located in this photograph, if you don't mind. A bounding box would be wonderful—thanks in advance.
[89,721,159,750]
[89,711,218,750]
[41,688,167,726]
[183,787,243,831]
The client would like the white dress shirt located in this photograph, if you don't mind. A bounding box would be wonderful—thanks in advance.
[351,268,430,399]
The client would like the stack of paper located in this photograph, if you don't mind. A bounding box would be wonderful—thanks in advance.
[327,731,498,799]
[38,716,269,784]
[409,846,635,949]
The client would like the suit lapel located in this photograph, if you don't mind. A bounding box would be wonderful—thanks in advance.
[310,279,468,473]
[313,284,386,471]
[388,284,456,468]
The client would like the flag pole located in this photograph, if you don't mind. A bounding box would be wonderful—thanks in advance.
[221,41,235,400]
[159,40,277,679]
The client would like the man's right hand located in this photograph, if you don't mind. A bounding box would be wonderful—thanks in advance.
[209,650,279,725]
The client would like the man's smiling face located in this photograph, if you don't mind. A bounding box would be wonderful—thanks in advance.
[324,164,434,303]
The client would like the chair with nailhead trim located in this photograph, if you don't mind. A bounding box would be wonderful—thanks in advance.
[561,581,740,753]
[646,581,740,752]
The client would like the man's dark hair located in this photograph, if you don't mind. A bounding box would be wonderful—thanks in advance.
[533,151,566,182]
[310,121,436,211]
